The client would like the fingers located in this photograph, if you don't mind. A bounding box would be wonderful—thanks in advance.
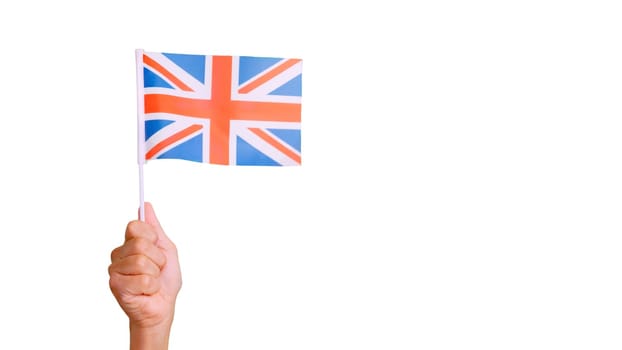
[110,237,166,268]
[109,251,162,297]
[109,243,164,284]
[110,242,166,276]
[110,252,162,276]
[110,215,168,284]
[109,236,165,297]
[109,273,160,296]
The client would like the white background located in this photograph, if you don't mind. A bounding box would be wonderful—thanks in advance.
[0,1,621,349]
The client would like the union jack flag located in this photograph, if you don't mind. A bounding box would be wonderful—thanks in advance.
[137,50,302,166]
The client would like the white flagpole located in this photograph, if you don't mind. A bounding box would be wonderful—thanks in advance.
[135,49,146,221]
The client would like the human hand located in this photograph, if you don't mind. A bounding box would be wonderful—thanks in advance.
[109,202,182,349]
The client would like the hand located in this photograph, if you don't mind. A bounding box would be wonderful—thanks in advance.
[109,202,182,350]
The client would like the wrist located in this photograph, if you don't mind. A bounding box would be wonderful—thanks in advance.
[129,319,173,350]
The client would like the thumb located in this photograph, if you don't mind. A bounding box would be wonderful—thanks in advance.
[143,202,174,247]
[143,202,162,231]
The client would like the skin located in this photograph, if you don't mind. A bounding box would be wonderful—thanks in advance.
[109,202,182,350]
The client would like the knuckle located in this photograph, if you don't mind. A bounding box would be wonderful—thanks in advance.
[108,274,120,292]
[139,274,155,289]
[134,238,151,254]
[110,246,121,262]
[134,254,149,269]
[125,221,142,238]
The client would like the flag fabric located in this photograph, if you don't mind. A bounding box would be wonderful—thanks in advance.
[137,50,302,166]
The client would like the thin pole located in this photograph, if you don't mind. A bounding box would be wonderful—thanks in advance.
[135,49,146,221]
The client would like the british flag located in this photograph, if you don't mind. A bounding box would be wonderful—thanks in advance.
[138,50,302,166]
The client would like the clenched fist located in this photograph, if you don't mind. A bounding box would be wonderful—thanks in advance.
[109,202,182,350]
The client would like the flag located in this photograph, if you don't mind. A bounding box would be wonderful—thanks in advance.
[137,50,302,166]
